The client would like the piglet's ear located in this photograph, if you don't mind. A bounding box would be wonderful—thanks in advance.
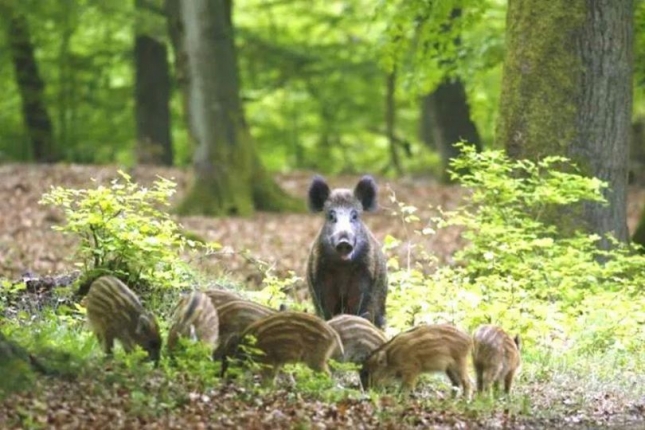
[374,350,387,366]
[136,314,149,335]
[354,175,378,212]
[308,175,330,212]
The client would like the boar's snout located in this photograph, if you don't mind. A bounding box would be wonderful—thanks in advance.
[335,237,354,259]
[332,229,355,260]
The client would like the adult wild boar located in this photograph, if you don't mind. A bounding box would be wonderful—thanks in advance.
[306,175,388,328]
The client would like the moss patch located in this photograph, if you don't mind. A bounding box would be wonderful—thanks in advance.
[496,0,585,160]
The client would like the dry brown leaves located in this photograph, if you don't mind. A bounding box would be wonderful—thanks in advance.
[0,164,472,287]
[1,372,642,430]
[4,163,643,286]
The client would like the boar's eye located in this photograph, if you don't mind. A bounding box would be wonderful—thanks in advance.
[350,210,358,221]
[327,210,336,222]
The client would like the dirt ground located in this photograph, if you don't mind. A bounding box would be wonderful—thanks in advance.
[2,163,644,286]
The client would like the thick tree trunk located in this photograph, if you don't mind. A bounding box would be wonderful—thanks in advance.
[177,0,300,216]
[134,34,173,165]
[422,78,482,182]
[6,9,57,163]
[496,0,632,245]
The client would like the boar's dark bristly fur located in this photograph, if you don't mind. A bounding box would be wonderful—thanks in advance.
[306,175,388,329]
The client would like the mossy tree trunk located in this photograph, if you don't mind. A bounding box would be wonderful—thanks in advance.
[4,4,57,163]
[496,0,633,245]
[176,0,301,216]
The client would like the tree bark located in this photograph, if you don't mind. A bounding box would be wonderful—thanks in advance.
[5,7,57,163]
[630,118,645,247]
[496,0,632,245]
[56,2,74,153]
[418,8,482,183]
[165,0,194,142]
[134,34,173,165]
[385,70,402,175]
[629,118,645,185]
[177,0,300,216]
[632,206,645,248]
[422,78,482,182]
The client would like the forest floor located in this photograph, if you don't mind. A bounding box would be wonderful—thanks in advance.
[1,163,645,429]
[3,163,645,286]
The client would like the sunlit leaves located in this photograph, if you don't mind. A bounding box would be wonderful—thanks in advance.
[384,146,645,354]
[375,0,502,94]
[39,170,205,291]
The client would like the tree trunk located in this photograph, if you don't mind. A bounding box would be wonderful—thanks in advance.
[418,8,481,183]
[422,78,482,182]
[165,0,194,142]
[632,207,645,248]
[56,2,74,154]
[496,0,632,245]
[5,7,57,163]
[629,118,645,185]
[385,70,402,175]
[176,0,300,216]
[419,94,436,152]
[134,34,173,165]
[631,119,645,248]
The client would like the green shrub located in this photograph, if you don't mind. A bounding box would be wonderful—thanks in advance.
[384,144,645,353]
[39,170,207,293]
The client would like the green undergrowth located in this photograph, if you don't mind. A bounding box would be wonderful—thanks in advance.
[384,145,645,354]
[2,268,644,426]
[2,146,645,426]
[38,170,212,296]
[2,309,643,427]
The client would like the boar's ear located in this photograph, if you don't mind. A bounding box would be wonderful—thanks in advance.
[514,334,521,350]
[354,175,378,212]
[308,175,330,212]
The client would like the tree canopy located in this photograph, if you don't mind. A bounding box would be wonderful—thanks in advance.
[0,0,512,175]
